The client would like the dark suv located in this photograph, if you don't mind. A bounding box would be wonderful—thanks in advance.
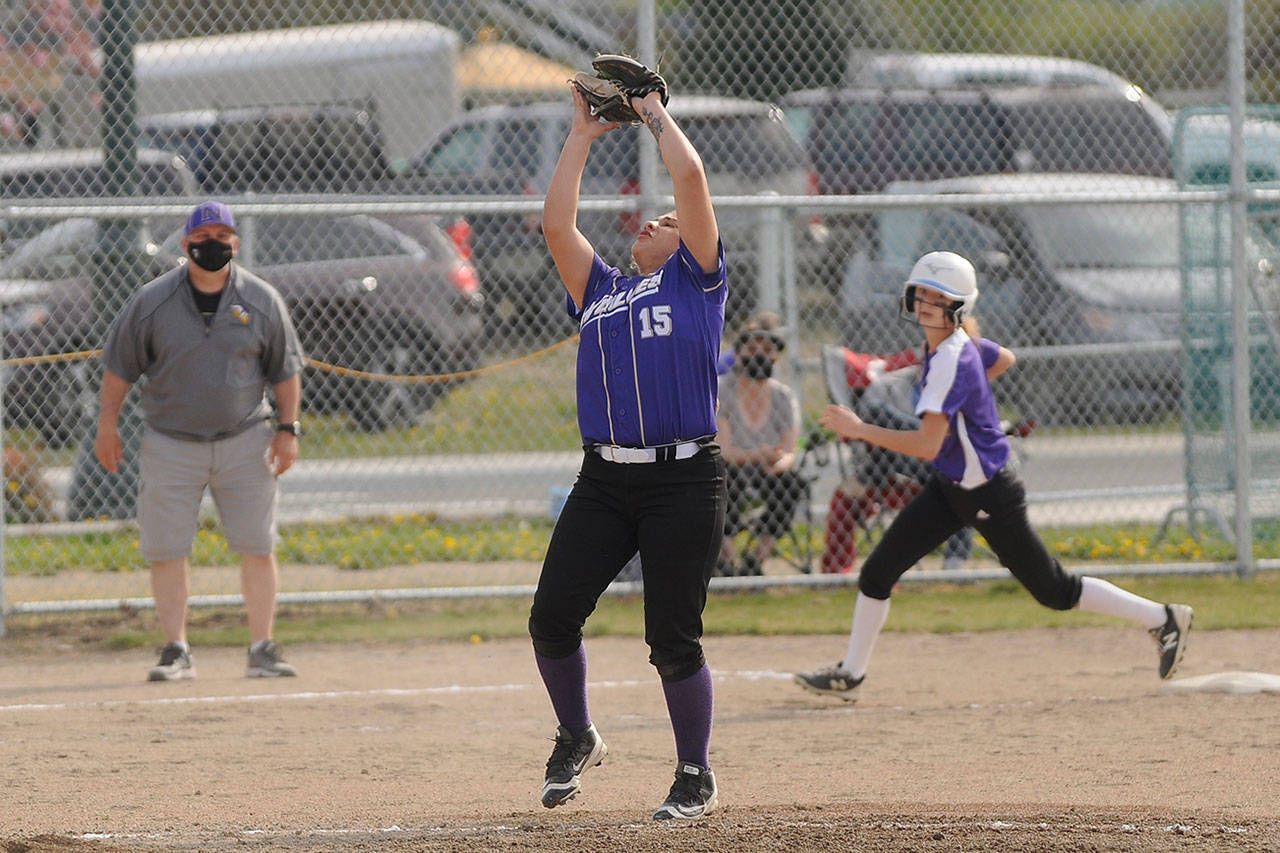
[781,85,1173,288]
[784,85,1172,194]
[402,96,811,337]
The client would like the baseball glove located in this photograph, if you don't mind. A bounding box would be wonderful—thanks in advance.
[571,72,641,125]
[591,54,669,106]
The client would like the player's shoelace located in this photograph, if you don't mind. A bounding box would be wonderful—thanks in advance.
[661,769,707,812]
[545,731,586,778]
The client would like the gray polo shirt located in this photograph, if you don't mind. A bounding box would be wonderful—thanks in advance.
[101,263,304,441]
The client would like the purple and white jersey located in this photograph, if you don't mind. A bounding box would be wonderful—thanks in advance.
[570,240,727,447]
[916,329,1010,488]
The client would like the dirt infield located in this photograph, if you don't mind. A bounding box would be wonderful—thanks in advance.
[2,627,1279,852]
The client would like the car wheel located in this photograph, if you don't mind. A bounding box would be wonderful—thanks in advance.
[346,323,456,432]
[18,361,94,449]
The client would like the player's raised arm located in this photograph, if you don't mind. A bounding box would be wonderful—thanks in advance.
[631,93,720,273]
[542,86,619,308]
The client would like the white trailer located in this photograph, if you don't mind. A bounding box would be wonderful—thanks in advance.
[134,20,460,169]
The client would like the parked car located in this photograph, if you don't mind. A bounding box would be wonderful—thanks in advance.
[0,147,199,253]
[138,101,394,193]
[781,84,1174,291]
[401,96,813,336]
[0,213,483,443]
[836,173,1280,424]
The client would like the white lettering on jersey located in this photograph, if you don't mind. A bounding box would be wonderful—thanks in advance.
[581,271,664,327]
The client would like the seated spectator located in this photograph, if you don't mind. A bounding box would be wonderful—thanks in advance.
[717,323,805,576]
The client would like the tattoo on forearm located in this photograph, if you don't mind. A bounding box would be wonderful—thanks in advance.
[641,107,665,141]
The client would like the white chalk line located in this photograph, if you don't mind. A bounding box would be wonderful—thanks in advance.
[0,669,791,714]
[71,818,1256,844]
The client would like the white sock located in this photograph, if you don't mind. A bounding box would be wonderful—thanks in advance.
[1077,577,1168,629]
[842,592,891,679]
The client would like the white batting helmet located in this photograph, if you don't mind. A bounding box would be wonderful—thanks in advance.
[900,251,979,323]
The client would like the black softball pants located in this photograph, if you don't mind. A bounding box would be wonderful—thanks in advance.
[724,465,807,538]
[857,468,1082,610]
[529,445,726,682]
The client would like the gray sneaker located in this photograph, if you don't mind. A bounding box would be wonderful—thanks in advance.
[148,642,194,682]
[1151,603,1193,680]
[246,641,297,678]
[793,663,864,701]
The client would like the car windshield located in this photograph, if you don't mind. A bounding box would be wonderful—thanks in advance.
[875,201,1182,270]
[590,112,805,181]
[1009,101,1171,176]
[1020,203,1179,268]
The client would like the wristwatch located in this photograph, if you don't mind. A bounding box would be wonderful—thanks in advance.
[276,420,302,437]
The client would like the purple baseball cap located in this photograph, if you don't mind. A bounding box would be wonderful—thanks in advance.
[184,201,236,236]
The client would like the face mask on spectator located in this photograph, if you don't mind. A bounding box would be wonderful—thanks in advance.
[743,353,773,380]
[187,239,234,272]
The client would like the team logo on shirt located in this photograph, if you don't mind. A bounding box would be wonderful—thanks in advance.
[230,304,250,325]
[580,273,663,327]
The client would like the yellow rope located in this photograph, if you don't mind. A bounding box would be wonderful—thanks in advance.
[0,335,580,384]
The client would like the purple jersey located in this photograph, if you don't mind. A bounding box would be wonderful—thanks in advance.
[571,240,727,447]
[916,330,1009,487]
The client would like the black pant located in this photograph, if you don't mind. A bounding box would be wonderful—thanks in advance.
[858,468,1081,610]
[529,445,726,681]
[724,465,806,538]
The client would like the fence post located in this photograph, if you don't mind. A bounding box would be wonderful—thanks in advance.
[637,0,659,224]
[757,193,783,316]
[74,0,146,521]
[97,0,143,320]
[1227,0,1254,577]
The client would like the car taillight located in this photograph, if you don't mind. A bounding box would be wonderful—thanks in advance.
[807,168,822,196]
[445,218,473,261]
[803,166,824,235]
[523,181,541,233]
[449,261,479,296]
[617,177,641,235]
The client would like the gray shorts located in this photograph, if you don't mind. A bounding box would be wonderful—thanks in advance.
[137,422,278,561]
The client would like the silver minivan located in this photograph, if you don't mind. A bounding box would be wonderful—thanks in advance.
[838,173,1274,424]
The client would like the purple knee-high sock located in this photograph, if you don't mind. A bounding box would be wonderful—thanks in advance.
[661,663,713,768]
[534,646,590,735]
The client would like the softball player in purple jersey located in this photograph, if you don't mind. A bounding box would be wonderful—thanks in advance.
[795,251,1193,702]
[529,84,727,820]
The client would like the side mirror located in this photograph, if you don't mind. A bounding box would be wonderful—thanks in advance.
[975,250,1011,279]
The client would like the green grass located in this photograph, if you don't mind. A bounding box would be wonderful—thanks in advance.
[4,514,1261,577]
[9,571,1277,653]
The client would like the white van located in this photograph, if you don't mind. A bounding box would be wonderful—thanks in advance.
[134,20,460,170]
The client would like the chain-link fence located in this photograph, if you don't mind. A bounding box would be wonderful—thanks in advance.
[4,0,1280,623]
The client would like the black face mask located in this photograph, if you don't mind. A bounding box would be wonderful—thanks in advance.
[743,353,774,380]
[187,238,234,272]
